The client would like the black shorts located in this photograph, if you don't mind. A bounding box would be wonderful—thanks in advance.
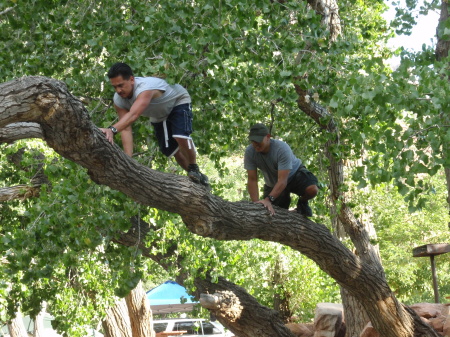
[263,166,319,209]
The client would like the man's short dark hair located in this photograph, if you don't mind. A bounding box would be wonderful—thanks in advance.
[107,62,134,79]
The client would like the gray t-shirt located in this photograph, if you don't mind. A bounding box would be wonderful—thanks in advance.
[113,77,191,123]
[244,139,302,187]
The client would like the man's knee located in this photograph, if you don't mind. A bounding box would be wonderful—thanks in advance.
[305,185,319,199]
[173,137,193,149]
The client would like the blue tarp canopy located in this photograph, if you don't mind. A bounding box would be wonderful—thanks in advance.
[146,281,198,314]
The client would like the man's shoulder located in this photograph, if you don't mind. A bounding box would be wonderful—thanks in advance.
[271,139,291,151]
[113,92,128,108]
[135,76,167,86]
[244,144,255,156]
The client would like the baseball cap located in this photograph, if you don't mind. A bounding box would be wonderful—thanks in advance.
[248,123,269,143]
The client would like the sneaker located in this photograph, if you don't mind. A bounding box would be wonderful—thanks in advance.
[297,200,313,217]
[188,169,202,183]
[187,165,210,189]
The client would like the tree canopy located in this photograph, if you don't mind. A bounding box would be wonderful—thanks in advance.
[1,0,449,336]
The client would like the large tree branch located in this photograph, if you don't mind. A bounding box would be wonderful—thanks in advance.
[0,76,439,337]
[0,122,43,143]
[0,124,295,336]
[195,276,295,337]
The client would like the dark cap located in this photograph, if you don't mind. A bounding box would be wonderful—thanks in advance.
[248,123,269,143]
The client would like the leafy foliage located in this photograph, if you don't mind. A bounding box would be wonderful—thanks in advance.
[1,0,449,333]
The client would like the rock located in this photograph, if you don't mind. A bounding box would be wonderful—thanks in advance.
[410,302,450,334]
[443,312,450,337]
[359,303,450,336]
[410,303,449,319]
[313,303,344,337]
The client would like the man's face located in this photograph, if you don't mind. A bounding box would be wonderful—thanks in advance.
[251,135,270,153]
[110,75,135,99]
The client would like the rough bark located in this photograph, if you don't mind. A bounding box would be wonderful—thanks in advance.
[294,78,380,337]
[293,3,397,335]
[0,122,42,143]
[7,312,28,337]
[435,1,450,63]
[0,76,441,337]
[197,276,295,337]
[102,298,132,337]
[125,281,154,337]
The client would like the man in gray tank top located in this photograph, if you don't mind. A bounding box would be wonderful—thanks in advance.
[244,123,319,216]
[100,63,208,188]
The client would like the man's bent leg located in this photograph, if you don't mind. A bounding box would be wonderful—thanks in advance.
[299,184,319,202]
[289,167,319,217]
[174,137,196,168]
[174,136,209,188]
[168,104,209,188]
[173,147,189,171]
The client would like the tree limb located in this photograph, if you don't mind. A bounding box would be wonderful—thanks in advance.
[0,76,440,337]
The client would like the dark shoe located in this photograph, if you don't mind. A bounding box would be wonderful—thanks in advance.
[297,200,313,217]
[187,165,210,189]
[188,169,202,183]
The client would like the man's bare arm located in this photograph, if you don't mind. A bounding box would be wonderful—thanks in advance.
[267,169,289,200]
[100,89,162,155]
[113,90,160,132]
[247,170,260,202]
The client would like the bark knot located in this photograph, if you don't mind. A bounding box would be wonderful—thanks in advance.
[36,92,61,121]
[199,291,242,322]
[183,216,213,236]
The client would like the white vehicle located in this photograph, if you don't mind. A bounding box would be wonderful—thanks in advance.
[153,318,233,337]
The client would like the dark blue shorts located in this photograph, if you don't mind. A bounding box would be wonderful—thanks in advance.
[151,103,193,157]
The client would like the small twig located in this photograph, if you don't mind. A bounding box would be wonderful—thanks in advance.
[269,98,283,134]
[0,5,16,16]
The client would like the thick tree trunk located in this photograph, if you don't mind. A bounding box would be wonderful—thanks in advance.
[125,281,154,337]
[7,312,28,337]
[435,1,450,216]
[0,77,440,337]
[293,83,379,337]
[102,298,132,337]
[340,288,369,337]
[33,302,47,337]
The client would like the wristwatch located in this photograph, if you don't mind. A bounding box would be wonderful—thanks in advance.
[108,126,118,135]
[268,195,276,203]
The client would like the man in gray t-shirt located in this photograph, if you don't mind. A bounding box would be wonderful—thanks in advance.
[99,62,208,187]
[244,123,319,216]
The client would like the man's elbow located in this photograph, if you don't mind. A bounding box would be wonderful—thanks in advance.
[279,180,288,190]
